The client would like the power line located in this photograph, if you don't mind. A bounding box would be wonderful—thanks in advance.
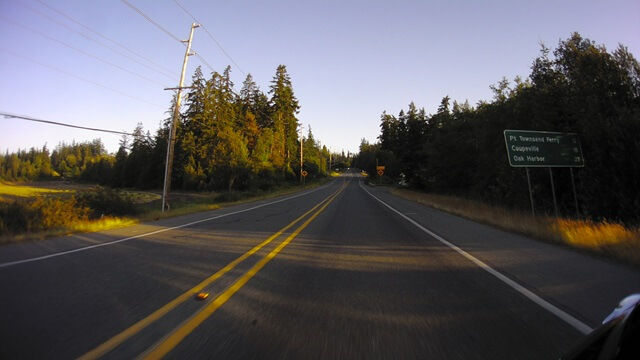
[109,4,222,129]
[171,0,246,76]
[193,53,215,73]
[120,0,214,73]
[0,46,166,109]
[1,111,136,136]
[118,1,288,133]
[166,1,282,128]
[33,0,179,79]
[1,16,168,87]
[121,0,182,42]
[19,0,178,81]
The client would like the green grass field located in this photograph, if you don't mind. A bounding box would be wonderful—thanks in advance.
[0,181,71,200]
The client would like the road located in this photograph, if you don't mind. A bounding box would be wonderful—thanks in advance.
[1,172,639,359]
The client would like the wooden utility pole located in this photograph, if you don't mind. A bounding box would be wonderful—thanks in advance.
[162,23,199,212]
[299,123,304,184]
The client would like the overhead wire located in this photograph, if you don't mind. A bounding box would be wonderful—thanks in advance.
[119,0,284,130]
[171,0,246,77]
[0,46,166,109]
[33,0,179,79]
[166,0,282,126]
[0,16,168,87]
[19,0,178,82]
[3,2,305,155]
[192,53,216,74]
[118,0,219,132]
[119,0,215,74]
[1,1,178,146]
[120,0,182,43]
[1,112,136,137]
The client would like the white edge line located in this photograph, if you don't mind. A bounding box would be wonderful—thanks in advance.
[359,181,593,335]
[0,182,335,268]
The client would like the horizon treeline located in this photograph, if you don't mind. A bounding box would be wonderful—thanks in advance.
[353,33,640,224]
[0,65,346,191]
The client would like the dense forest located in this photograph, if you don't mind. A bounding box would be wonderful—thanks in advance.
[353,33,640,224]
[0,65,348,191]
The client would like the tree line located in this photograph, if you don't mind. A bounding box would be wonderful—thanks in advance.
[353,33,640,224]
[0,139,113,183]
[1,65,340,191]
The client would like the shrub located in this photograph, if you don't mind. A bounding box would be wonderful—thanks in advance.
[32,196,90,229]
[216,191,242,203]
[78,187,137,218]
[0,196,90,235]
[0,201,36,234]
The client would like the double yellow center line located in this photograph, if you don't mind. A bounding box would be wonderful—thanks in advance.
[80,181,348,360]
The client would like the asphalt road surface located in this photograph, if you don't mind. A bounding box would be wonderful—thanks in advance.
[1,172,639,359]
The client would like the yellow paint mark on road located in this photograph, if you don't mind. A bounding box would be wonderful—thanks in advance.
[78,183,347,360]
[141,183,347,360]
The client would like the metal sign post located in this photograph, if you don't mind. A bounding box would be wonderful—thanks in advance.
[526,167,535,217]
[549,168,558,218]
[376,165,385,185]
[570,168,580,219]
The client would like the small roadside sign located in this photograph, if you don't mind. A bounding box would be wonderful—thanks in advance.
[376,165,385,171]
[377,170,384,176]
[301,170,308,177]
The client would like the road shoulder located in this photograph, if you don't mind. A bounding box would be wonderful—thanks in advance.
[363,183,640,327]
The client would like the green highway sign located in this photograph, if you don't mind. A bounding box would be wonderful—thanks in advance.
[504,130,585,167]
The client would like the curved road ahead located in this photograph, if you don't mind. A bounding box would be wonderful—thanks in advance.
[1,172,639,359]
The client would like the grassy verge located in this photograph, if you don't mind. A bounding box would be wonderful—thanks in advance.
[137,179,332,222]
[0,179,330,245]
[0,180,71,200]
[4,217,140,243]
[391,188,640,268]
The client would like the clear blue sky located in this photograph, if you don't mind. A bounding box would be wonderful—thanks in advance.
[1,0,639,155]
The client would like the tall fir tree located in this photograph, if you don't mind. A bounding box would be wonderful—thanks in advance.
[269,65,300,173]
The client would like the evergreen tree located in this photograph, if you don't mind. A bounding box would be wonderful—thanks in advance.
[211,126,249,191]
[269,65,300,173]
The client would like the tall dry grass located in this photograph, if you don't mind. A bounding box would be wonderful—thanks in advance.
[391,189,640,267]
[550,219,640,265]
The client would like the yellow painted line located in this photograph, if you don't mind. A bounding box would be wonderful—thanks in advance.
[78,184,345,360]
[141,182,347,360]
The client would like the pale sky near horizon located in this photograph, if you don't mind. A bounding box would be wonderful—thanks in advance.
[1,0,639,155]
